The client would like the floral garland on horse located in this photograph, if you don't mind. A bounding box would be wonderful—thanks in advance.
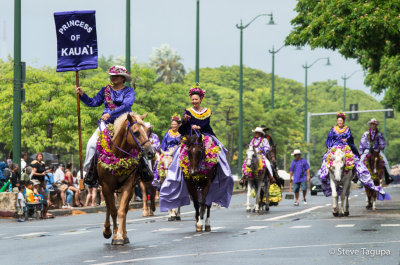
[326,145,355,172]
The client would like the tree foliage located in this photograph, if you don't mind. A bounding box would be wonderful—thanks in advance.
[286,1,400,110]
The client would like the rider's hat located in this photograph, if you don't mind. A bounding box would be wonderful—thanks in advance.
[108,65,132,82]
[367,118,380,126]
[291,149,301,156]
[144,122,153,129]
[252,127,265,135]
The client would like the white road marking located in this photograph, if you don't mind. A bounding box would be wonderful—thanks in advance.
[119,252,130,254]
[103,256,114,258]
[126,211,195,223]
[381,224,400,227]
[134,248,145,250]
[16,232,49,237]
[264,206,325,221]
[148,245,158,248]
[59,230,90,236]
[173,239,182,242]
[126,228,136,232]
[211,226,224,230]
[193,234,202,237]
[353,195,358,197]
[244,226,267,230]
[92,240,400,265]
[325,203,331,206]
[336,224,355,228]
[290,225,311,229]
[152,228,179,232]
[184,236,192,239]
[83,260,97,263]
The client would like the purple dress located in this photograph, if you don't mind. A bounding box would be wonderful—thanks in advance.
[319,126,389,199]
[359,129,386,154]
[159,107,234,211]
[149,133,160,152]
[80,86,135,123]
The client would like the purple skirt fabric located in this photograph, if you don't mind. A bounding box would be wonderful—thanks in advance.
[319,149,390,200]
[159,136,234,212]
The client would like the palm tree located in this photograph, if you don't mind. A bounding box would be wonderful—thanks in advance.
[149,44,186,84]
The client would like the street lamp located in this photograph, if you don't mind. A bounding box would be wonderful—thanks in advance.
[341,70,363,112]
[236,13,275,178]
[268,44,285,109]
[195,0,200,83]
[303,57,330,141]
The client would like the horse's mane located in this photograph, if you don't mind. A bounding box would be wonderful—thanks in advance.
[113,112,145,140]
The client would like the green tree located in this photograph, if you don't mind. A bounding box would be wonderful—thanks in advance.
[149,44,186,84]
[286,1,400,110]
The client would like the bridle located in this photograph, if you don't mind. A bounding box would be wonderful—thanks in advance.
[187,128,205,171]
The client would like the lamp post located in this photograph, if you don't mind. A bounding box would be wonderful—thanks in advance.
[236,13,275,177]
[268,44,285,109]
[341,70,362,112]
[303,57,330,141]
[195,0,200,83]
[125,0,131,83]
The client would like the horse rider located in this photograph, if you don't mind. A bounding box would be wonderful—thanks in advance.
[318,112,387,198]
[145,122,161,152]
[359,118,393,184]
[75,65,135,185]
[248,127,273,179]
[159,84,234,211]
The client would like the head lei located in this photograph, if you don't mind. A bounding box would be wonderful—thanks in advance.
[336,112,346,121]
[171,113,182,123]
[189,84,205,100]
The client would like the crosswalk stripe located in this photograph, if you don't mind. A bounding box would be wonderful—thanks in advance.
[336,224,355,228]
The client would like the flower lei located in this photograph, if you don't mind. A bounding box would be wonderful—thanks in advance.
[187,107,212,120]
[242,155,267,179]
[333,125,349,134]
[250,137,263,148]
[168,129,180,138]
[368,128,378,143]
[326,145,355,172]
[157,153,167,181]
[363,154,385,181]
[179,135,220,182]
[104,84,117,110]
[97,124,139,176]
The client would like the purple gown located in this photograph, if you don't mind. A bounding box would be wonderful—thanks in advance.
[319,126,389,200]
[159,107,234,211]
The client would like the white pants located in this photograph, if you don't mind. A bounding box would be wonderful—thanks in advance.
[360,149,390,173]
[84,121,106,172]
[262,155,273,178]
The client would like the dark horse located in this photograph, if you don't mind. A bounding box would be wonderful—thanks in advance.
[98,113,155,245]
[365,148,384,211]
[183,134,216,232]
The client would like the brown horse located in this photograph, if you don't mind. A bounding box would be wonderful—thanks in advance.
[183,134,216,232]
[365,149,384,211]
[98,112,155,245]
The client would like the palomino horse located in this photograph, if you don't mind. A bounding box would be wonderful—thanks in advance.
[98,113,155,245]
[183,134,216,232]
[244,146,265,213]
[364,149,384,211]
[329,148,353,217]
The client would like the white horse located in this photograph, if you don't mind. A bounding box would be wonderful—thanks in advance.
[329,149,353,217]
[244,146,265,213]
[159,148,181,221]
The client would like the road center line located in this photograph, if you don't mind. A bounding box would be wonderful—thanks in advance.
[92,240,400,265]
[263,206,325,221]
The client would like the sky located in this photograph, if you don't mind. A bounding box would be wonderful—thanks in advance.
[0,0,383,101]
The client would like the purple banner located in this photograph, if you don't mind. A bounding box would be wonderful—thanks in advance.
[54,10,98,72]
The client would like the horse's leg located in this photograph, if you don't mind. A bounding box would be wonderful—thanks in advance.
[103,203,112,239]
[175,207,181,221]
[365,187,372,210]
[147,183,156,216]
[264,177,270,211]
[254,179,262,213]
[102,184,118,240]
[330,176,339,217]
[205,204,211,232]
[246,179,251,212]
[139,181,149,217]
[186,181,200,231]
[200,180,212,232]
[122,187,134,244]
[344,172,351,216]
[113,179,134,245]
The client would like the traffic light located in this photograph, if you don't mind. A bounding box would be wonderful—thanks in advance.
[385,108,394,119]
[349,104,358,120]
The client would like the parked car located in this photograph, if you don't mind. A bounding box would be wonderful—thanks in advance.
[310,175,322,195]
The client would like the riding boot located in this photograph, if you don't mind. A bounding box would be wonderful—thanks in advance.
[351,168,358,184]
[84,157,98,186]
[384,169,393,185]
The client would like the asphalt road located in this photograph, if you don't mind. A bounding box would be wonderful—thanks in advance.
[0,185,399,265]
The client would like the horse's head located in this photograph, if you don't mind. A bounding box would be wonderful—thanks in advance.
[369,148,380,175]
[125,113,156,160]
[331,149,345,182]
[267,144,277,163]
[184,135,204,177]
[245,146,258,172]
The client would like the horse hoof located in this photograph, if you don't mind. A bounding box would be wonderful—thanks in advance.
[196,225,203,232]
[103,231,112,239]
[149,211,154,216]
[265,207,269,212]
[246,209,251,213]
[142,210,149,217]
[339,212,344,217]
[123,237,130,244]
[255,209,259,213]
[332,212,339,217]
[344,212,349,216]
[372,207,376,211]
[111,239,124,245]
[205,225,211,232]
[366,205,371,210]
[175,216,181,221]
[168,216,176,221]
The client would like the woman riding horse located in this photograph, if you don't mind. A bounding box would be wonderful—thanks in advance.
[246,127,273,178]
[75,65,135,184]
[319,112,387,198]
[159,85,234,213]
